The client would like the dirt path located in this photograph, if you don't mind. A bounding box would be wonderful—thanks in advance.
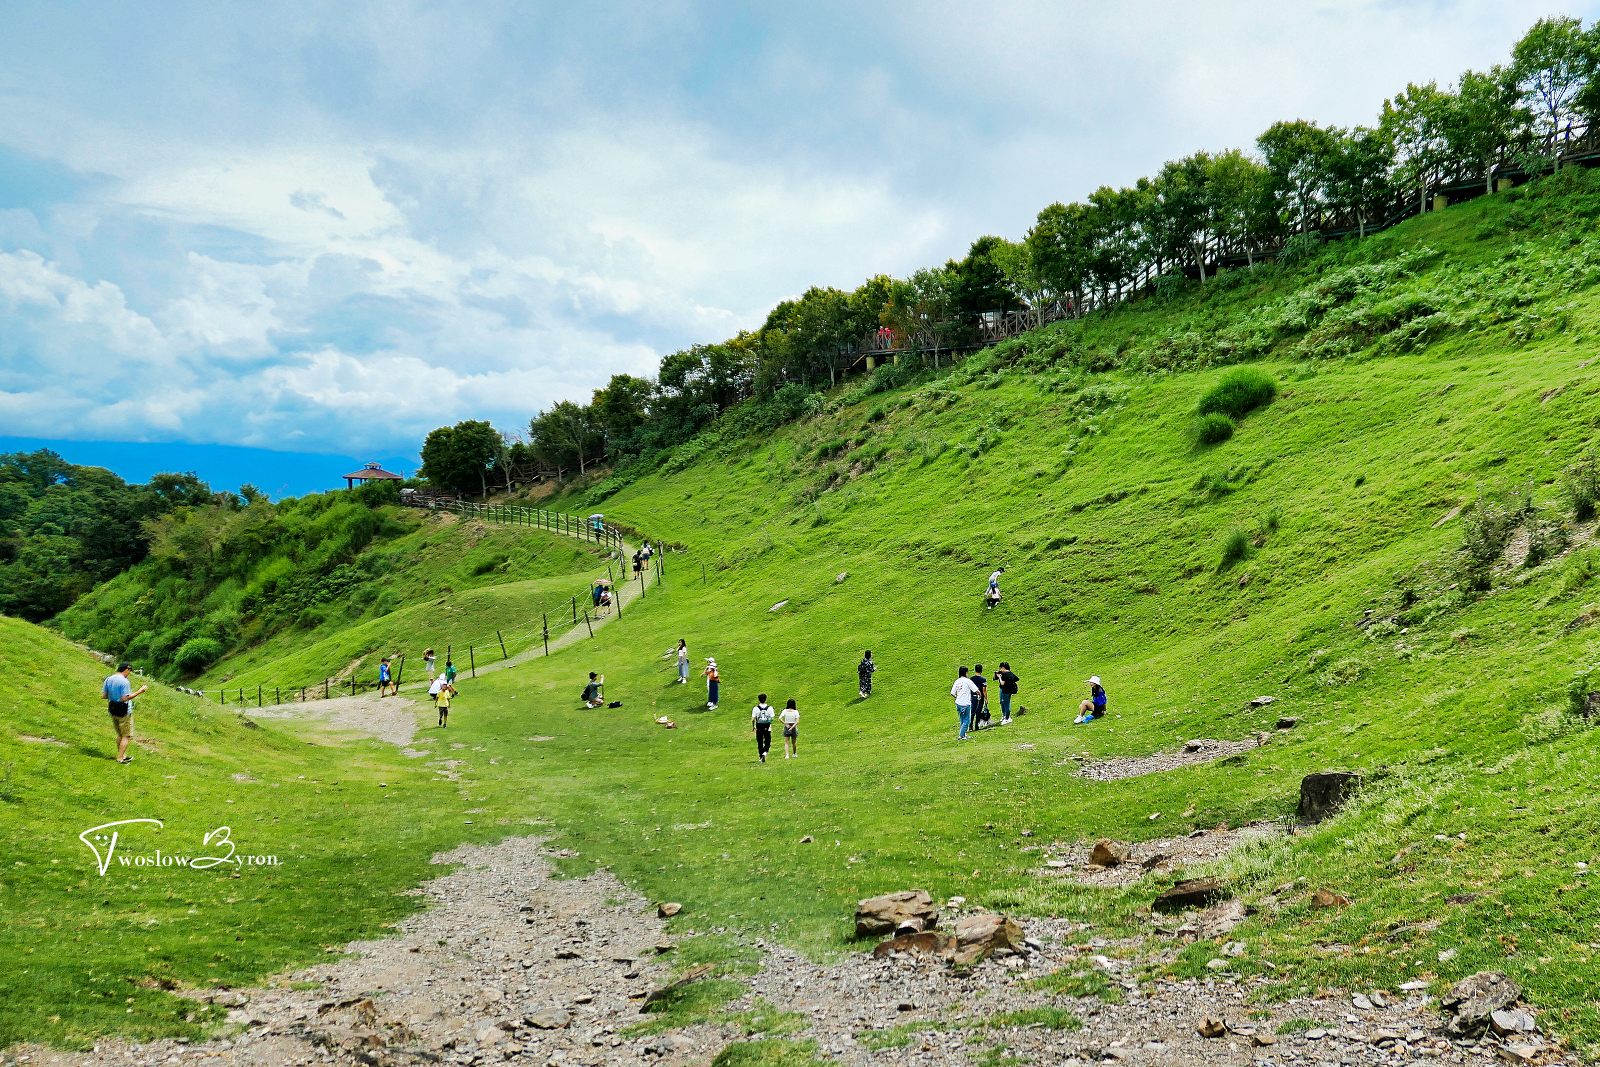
[13,833,1526,1067]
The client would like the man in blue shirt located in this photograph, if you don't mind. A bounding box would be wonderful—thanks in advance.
[102,663,149,764]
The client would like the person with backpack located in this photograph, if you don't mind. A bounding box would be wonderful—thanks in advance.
[102,662,149,764]
[582,672,605,708]
[751,694,776,762]
[857,650,876,699]
[436,680,456,727]
[1076,676,1108,724]
[994,662,1020,725]
[704,658,720,709]
[780,699,800,758]
[970,663,991,730]
[950,666,979,740]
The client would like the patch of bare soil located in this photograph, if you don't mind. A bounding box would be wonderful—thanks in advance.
[1038,822,1287,888]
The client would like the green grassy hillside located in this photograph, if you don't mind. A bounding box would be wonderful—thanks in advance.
[56,497,610,689]
[496,175,1600,1040]
[0,616,477,1049]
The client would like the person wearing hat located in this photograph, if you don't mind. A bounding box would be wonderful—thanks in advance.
[704,657,720,710]
[1076,676,1108,724]
[102,662,149,764]
[582,671,606,708]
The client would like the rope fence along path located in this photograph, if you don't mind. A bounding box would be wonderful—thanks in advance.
[188,503,658,709]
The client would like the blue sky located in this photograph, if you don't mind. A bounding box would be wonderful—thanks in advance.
[0,0,1589,484]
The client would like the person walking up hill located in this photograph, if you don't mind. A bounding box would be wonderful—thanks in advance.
[780,699,800,758]
[857,650,876,699]
[752,694,776,763]
[102,662,148,764]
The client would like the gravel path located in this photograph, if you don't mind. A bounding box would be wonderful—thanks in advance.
[8,832,1568,1067]
[1073,737,1265,782]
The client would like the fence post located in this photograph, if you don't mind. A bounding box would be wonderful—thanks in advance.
[351,676,357,697]
[656,563,662,587]
[257,685,262,708]
[571,596,577,624]
[583,609,593,637]
[497,630,508,659]
[702,563,707,584]
[325,678,330,700]
[220,689,226,705]
[469,646,476,678]
[394,654,404,690]
[275,687,280,705]
[542,614,550,656]
[239,688,245,704]
[300,687,305,703]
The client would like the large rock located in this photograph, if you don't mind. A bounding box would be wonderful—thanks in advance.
[952,912,1025,964]
[870,931,957,960]
[1298,770,1362,823]
[1152,878,1230,914]
[1089,839,1129,867]
[1442,971,1521,1036]
[1194,898,1248,939]
[855,890,939,938]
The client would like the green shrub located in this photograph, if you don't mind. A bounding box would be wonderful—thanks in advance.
[1458,487,1534,592]
[1219,529,1250,570]
[1568,663,1599,717]
[1190,413,1236,446]
[1197,368,1278,420]
[1278,231,1323,267]
[1564,452,1600,522]
[172,636,224,676]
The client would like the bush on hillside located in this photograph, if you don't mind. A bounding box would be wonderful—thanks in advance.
[1458,486,1534,592]
[1196,368,1278,421]
[1190,413,1236,446]
[172,636,223,676]
[1218,529,1250,570]
[1278,231,1323,267]
[1565,452,1600,522]
[1568,663,1599,718]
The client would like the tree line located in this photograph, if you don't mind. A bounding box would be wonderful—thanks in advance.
[419,17,1600,495]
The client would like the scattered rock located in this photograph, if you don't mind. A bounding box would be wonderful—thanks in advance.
[1197,1016,1227,1038]
[1248,696,1276,708]
[656,902,682,918]
[1276,717,1298,730]
[799,835,813,844]
[855,889,939,938]
[1353,994,1374,1010]
[1298,770,1362,823]
[1310,888,1350,908]
[1193,898,1248,939]
[1252,1032,1277,1047]
[1089,840,1129,867]
[1306,1028,1327,1040]
[1152,878,1230,914]
[768,600,788,612]
[1442,971,1521,1036]
[952,912,1025,964]
[525,1006,571,1029]
[1490,1008,1538,1036]
[1183,740,1205,753]
[870,931,957,960]
[834,572,849,584]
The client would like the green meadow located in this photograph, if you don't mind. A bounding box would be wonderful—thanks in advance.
[10,174,1600,1052]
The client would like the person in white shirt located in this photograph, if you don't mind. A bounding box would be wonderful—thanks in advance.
[951,666,980,739]
[986,568,1004,610]
[779,699,801,758]
[751,694,776,762]
[676,639,690,684]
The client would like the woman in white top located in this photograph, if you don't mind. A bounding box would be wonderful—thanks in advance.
[676,639,689,684]
[779,699,801,759]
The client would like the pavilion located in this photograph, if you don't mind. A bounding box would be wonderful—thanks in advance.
[343,462,403,490]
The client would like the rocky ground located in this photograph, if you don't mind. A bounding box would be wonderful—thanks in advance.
[6,830,1569,1067]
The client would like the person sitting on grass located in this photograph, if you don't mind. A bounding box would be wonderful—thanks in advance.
[1075,675,1108,724]
[102,662,149,764]
[436,681,456,727]
[582,672,605,708]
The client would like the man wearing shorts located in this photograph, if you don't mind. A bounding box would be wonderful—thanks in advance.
[102,663,149,764]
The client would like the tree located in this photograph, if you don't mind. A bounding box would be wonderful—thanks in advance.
[1027,201,1098,310]
[1445,67,1528,193]
[420,420,502,497]
[590,373,655,455]
[1511,16,1597,159]
[531,401,603,477]
[1257,120,1341,232]
[1325,126,1395,235]
[1380,82,1454,214]
[1205,149,1277,263]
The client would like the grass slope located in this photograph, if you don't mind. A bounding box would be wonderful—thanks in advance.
[0,617,479,1049]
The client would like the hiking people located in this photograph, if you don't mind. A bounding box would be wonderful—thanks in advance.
[752,693,776,762]
[436,680,456,727]
[994,661,1020,725]
[597,581,613,614]
[676,639,690,684]
[378,656,393,696]
[428,672,447,715]
[704,658,720,709]
[780,698,800,758]
[102,662,149,764]
[424,648,437,680]
[971,663,991,729]
[857,650,876,699]
[1076,675,1108,724]
[985,568,1004,610]
[632,550,643,576]
[444,659,458,684]
[582,672,605,708]
[951,666,979,740]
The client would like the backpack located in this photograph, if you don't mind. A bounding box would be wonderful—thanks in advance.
[754,704,775,724]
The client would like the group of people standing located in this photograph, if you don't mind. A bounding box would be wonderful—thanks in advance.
[948,661,1020,739]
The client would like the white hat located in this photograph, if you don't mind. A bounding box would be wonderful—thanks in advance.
[1088,676,1101,686]
[707,657,717,666]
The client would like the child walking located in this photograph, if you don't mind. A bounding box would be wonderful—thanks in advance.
[436,681,456,727]
[780,699,800,758]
